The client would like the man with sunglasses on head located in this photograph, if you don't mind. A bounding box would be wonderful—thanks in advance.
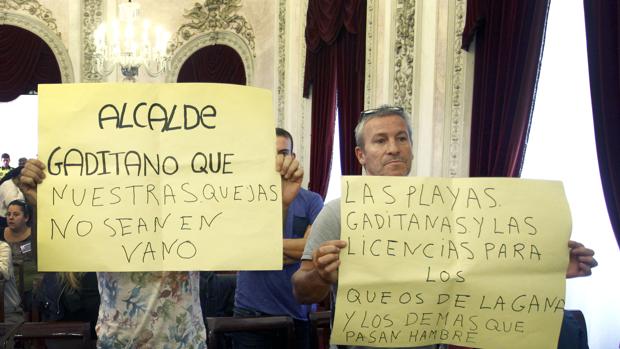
[292,105,597,349]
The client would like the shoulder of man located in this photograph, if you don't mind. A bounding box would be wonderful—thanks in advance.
[295,188,324,217]
[301,198,341,260]
[314,198,341,230]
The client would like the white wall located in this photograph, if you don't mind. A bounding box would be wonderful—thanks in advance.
[522,1,620,348]
[0,95,38,163]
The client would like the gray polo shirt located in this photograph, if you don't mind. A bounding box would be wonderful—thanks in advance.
[302,199,437,349]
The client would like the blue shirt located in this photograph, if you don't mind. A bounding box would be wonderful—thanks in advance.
[234,188,323,320]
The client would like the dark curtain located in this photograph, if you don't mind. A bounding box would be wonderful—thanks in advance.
[0,25,62,102]
[336,9,366,179]
[583,1,620,249]
[304,0,366,198]
[307,48,338,199]
[177,44,246,85]
[462,0,550,177]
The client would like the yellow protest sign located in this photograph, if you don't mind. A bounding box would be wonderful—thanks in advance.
[332,176,571,349]
[38,83,282,271]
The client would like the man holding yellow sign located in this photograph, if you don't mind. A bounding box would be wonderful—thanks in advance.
[292,105,597,349]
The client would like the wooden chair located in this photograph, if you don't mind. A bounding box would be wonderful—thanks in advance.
[206,316,295,349]
[309,310,331,349]
[28,275,43,322]
[0,321,91,348]
[0,321,24,349]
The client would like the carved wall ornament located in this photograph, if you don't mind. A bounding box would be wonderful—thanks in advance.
[81,0,103,82]
[299,0,310,170]
[364,0,377,109]
[0,0,60,38]
[0,11,74,83]
[168,0,256,58]
[166,30,254,84]
[276,0,286,126]
[448,0,467,177]
[393,0,416,114]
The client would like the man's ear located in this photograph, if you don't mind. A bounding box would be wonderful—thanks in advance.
[292,152,296,159]
[355,146,365,165]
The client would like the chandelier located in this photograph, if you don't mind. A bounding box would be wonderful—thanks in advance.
[93,1,171,82]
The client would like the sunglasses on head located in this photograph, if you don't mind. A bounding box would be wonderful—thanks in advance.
[360,106,404,119]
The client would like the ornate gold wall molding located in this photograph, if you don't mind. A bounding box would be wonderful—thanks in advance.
[393,0,416,114]
[364,0,377,109]
[80,0,103,82]
[0,11,74,83]
[0,0,60,37]
[277,0,286,126]
[299,0,310,173]
[166,0,256,84]
[168,0,256,58]
[445,0,469,177]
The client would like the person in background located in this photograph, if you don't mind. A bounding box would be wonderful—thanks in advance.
[0,153,12,179]
[4,199,38,312]
[0,167,25,234]
[0,239,24,323]
[232,128,323,349]
[18,157,27,168]
[36,272,100,349]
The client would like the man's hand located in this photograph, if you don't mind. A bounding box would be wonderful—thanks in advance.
[566,240,597,278]
[16,159,46,205]
[276,154,302,207]
[312,240,347,285]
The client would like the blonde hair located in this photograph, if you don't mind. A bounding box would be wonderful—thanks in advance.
[58,272,84,292]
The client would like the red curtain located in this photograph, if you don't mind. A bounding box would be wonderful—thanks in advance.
[177,44,246,85]
[304,0,366,198]
[307,47,337,199]
[583,0,620,249]
[462,0,550,177]
[0,25,62,102]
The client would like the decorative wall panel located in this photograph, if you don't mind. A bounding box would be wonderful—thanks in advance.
[166,0,256,84]
[393,0,416,113]
[80,0,103,82]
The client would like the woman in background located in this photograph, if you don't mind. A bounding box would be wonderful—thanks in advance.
[57,272,99,334]
[37,272,100,349]
[4,199,37,311]
[0,239,23,323]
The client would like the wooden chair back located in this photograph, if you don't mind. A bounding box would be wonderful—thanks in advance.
[206,316,295,349]
[309,310,331,349]
[0,321,91,349]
